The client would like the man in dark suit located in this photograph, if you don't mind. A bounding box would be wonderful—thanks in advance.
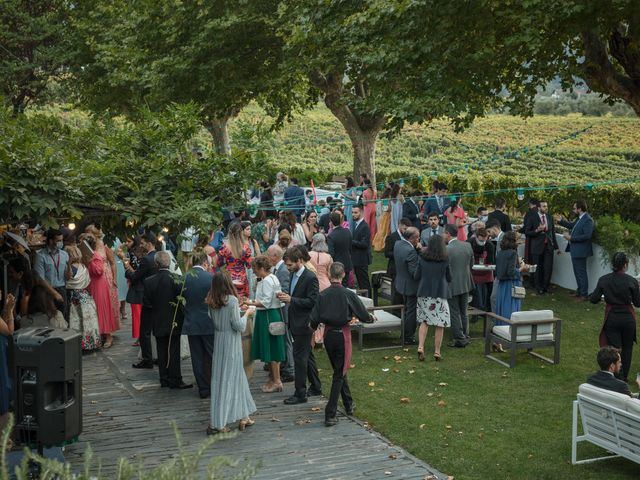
[283,176,306,221]
[182,250,214,398]
[519,198,539,267]
[420,211,444,247]
[487,197,512,232]
[278,248,321,404]
[394,227,421,344]
[422,182,450,226]
[587,346,639,398]
[351,205,372,297]
[328,211,353,287]
[524,200,559,295]
[444,224,474,347]
[384,218,412,309]
[402,191,422,230]
[557,199,594,301]
[267,244,294,383]
[126,231,157,369]
[143,251,191,389]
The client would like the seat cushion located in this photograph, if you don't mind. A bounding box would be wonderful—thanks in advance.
[510,310,554,322]
[361,310,401,329]
[492,325,554,342]
[578,383,629,411]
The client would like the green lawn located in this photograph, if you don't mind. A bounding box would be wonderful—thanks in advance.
[314,252,639,479]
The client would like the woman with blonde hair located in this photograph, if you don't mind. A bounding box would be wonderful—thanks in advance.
[217,222,253,299]
[65,245,102,350]
[206,271,256,434]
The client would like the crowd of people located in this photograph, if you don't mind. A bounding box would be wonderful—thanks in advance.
[4,170,639,440]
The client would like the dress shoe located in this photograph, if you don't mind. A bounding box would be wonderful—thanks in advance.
[132,361,153,369]
[307,389,323,397]
[280,374,295,383]
[325,417,338,427]
[345,404,355,416]
[404,338,417,345]
[447,341,468,348]
[199,392,210,399]
[169,382,193,390]
[574,296,588,303]
[284,395,307,405]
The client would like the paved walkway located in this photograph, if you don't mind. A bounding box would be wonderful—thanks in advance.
[64,329,446,479]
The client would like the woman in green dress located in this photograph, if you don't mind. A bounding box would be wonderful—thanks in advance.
[244,255,286,393]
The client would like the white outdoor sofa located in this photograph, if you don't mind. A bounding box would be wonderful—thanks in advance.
[572,383,640,465]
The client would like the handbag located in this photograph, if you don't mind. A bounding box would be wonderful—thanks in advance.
[268,320,286,336]
[512,286,526,299]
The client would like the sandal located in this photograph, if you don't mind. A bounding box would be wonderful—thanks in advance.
[239,418,255,431]
[103,339,113,349]
[417,349,425,362]
[434,353,442,362]
[206,425,230,435]
[261,382,283,393]
[492,343,505,353]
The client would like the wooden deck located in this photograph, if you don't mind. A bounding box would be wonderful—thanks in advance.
[64,327,446,479]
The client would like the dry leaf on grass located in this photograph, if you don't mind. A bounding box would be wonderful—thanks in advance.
[419,424,426,430]
[438,400,447,407]
[426,392,434,397]
[295,418,312,425]
[445,425,452,429]
[368,381,376,387]
[383,356,389,360]
[409,370,415,374]
[393,355,401,361]
[400,397,411,403]
[382,368,390,372]
[393,368,400,373]
[403,348,409,352]
[350,364,356,368]
[438,382,448,387]
[90,400,97,405]
[384,472,392,476]
[388,454,397,460]
[311,407,321,412]
[271,416,281,422]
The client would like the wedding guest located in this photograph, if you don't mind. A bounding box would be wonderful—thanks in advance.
[310,233,333,292]
[85,224,120,329]
[420,211,444,247]
[468,227,495,311]
[259,180,276,219]
[385,218,412,312]
[587,346,640,397]
[33,228,69,319]
[283,177,306,221]
[277,211,306,246]
[0,292,15,432]
[402,190,422,230]
[589,252,640,383]
[444,197,468,241]
[83,233,118,347]
[65,245,102,350]
[241,220,261,298]
[23,284,67,329]
[351,204,372,297]
[276,227,294,251]
[273,172,288,200]
[251,210,273,254]
[217,222,253,299]
[394,227,421,344]
[362,180,377,241]
[372,185,392,252]
[112,238,129,322]
[487,197,512,232]
[8,257,35,317]
[302,211,320,246]
[557,199,594,301]
[524,200,559,294]
[389,183,404,233]
[245,255,286,393]
[206,272,257,434]
[342,176,358,228]
[328,211,353,287]
[416,234,451,362]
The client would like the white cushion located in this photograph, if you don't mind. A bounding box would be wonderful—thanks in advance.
[371,270,387,276]
[358,295,374,309]
[492,325,554,342]
[578,383,629,412]
[510,310,554,322]
[360,310,401,329]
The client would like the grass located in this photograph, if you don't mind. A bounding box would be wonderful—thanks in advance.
[314,252,639,479]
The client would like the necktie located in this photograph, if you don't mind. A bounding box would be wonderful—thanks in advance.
[432,229,437,238]
[437,196,443,211]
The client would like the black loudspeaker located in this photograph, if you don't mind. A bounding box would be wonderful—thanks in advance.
[13,327,82,447]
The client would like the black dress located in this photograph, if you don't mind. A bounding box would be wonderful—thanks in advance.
[589,272,640,381]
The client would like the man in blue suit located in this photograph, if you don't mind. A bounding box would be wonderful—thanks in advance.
[557,199,594,301]
[283,176,306,221]
[402,190,422,230]
[422,182,450,226]
[182,250,215,398]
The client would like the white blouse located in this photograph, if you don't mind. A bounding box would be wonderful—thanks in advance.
[255,273,283,310]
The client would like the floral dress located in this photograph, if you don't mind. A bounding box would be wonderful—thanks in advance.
[217,243,253,298]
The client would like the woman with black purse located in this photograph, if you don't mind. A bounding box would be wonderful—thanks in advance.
[244,255,286,393]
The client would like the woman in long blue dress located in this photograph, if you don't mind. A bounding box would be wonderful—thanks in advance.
[206,271,256,434]
[389,183,404,233]
[494,231,529,349]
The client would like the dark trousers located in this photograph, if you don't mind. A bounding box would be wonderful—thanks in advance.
[307,349,321,393]
[56,286,69,321]
[604,315,636,381]
[354,265,371,297]
[402,294,417,341]
[292,333,321,398]
[341,270,352,288]
[156,334,182,387]
[449,292,470,345]
[390,275,404,316]
[139,312,153,363]
[324,329,353,420]
[532,248,554,291]
[188,335,214,396]
[572,257,589,297]
[280,306,294,377]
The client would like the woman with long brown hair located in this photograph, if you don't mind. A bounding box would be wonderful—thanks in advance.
[216,222,253,299]
[206,271,256,434]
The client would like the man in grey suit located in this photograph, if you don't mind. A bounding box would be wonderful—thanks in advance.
[267,245,295,382]
[444,224,474,347]
[394,227,421,344]
[420,211,444,247]
[486,218,503,312]
[182,250,215,398]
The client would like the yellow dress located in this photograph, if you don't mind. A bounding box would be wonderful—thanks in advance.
[372,207,391,252]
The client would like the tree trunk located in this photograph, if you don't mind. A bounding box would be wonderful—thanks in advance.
[309,71,385,184]
[204,116,232,155]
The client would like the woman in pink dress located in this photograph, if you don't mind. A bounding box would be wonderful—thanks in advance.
[362,180,377,242]
[309,234,333,291]
[86,224,120,330]
[444,197,468,242]
[82,234,118,347]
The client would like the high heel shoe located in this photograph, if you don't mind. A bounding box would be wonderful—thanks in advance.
[261,382,283,393]
[239,418,255,431]
[433,353,441,362]
[491,343,505,353]
[417,349,425,362]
